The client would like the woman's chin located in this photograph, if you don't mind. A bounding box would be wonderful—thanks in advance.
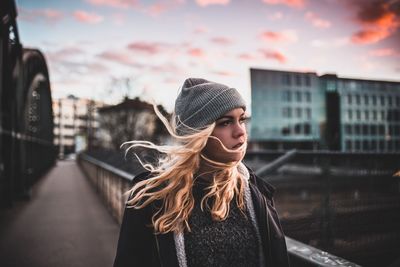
[218,151,244,164]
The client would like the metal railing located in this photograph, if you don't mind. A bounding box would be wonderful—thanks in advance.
[78,151,363,266]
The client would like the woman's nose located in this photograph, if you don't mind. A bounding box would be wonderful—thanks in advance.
[233,122,246,138]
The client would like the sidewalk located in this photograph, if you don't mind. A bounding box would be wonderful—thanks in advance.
[0,160,120,267]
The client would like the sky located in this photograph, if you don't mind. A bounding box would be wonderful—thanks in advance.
[16,0,400,111]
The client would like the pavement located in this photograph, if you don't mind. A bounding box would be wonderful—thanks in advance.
[0,160,120,267]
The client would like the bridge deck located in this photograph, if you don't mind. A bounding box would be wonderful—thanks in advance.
[0,160,119,267]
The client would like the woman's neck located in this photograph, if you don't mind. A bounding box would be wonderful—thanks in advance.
[196,160,235,181]
[196,161,217,182]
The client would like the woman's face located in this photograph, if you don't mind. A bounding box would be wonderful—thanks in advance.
[202,108,248,163]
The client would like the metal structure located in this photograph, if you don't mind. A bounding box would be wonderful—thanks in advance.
[246,150,400,266]
[1,0,56,207]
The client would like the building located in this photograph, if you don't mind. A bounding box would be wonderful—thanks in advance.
[97,97,170,150]
[250,68,400,152]
[53,95,105,157]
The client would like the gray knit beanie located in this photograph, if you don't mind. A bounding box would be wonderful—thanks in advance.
[174,78,246,135]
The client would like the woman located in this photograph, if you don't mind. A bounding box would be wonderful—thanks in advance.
[114,78,289,267]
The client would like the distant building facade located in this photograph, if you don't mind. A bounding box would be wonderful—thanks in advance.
[53,95,105,157]
[250,68,400,152]
[98,97,170,150]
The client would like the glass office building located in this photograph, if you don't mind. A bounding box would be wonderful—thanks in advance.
[250,68,400,152]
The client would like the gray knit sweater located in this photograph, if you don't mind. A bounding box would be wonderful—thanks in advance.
[173,163,265,267]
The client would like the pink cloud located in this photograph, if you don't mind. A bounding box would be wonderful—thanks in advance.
[258,49,287,63]
[47,46,85,62]
[145,0,185,16]
[85,0,139,9]
[369,48,399,57]
[150,64,182,74]
[268,12,283,21]
[350,0,400,45]
[262,0,305,8]
[194,26,209,34]
[259,30,297,43]
[212,70,235,76]
[195,0,230,7]
[188,48,205,57]
[98,51,139,66]
[147,3,169,16]
[305,12,331,28]
[18,8,64,22]
[74,10,104,24]
[210,37,233,45]
[112,13,126,25]
[164,77,179,84]
[127,42,170,54]
[238,53,257,61]
[351,29,391,44]
[261,31,287,42]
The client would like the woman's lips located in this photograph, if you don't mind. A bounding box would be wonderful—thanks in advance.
[232,142,244,149]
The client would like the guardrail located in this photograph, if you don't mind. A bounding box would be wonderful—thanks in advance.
[78,152,363,266]
[78,153,134,224]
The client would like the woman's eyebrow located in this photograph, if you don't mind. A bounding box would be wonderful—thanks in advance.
[217,113,246,120]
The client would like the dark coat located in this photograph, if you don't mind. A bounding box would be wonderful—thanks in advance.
[113,167,290,267]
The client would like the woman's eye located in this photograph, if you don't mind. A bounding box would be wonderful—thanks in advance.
[218,120,231,126]
[240,117,250,124]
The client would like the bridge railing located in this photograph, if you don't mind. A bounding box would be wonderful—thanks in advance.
[78,151,363,266]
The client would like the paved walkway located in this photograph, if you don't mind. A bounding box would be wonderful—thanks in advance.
[0,160,120,267]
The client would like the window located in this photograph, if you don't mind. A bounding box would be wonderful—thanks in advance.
[364,95,369,105]
[396,96,400,106]
[306,108,312,119]
[379,125,385,135]
[372,95,377,106]
[281,126,291,136]
[362,124,369,136]
[356,110,361,120]
[282,107,292,118]
[348,110,353,120]
[380,95,385,106]
[305,76,311,86]
[305,91,311,102]
[294,124,302,134]
[396,140,400,150]
[355,124,361,135]
[381,111,386,120]
[282,73,291,86]
[296,107,302,118]
[355,140,361,150]
[295,75,302,86]
[371,125,377,135]
[371,140,377,151]
[356,95,361,105]
[363,140,370,151]
[395,110,400,122]
[387,140,393,151]
[395,125,400,136]
[345,124,352,135]
[347,95,353,105]
[379,140,385,150]
[296,91,302,102]
[365,110,369,121]
[346,140,352,150]
[372,110,377,121]
[282,91,292,102]
[388,96,393,106]
[304,123,311,135]
[389,125,394,135]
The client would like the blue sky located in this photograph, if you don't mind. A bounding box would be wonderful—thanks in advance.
[15,0,400,110]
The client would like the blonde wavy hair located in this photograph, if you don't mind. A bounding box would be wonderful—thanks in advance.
[121,105,248,234]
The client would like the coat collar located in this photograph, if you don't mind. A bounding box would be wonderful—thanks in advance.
[243,163,276,199]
